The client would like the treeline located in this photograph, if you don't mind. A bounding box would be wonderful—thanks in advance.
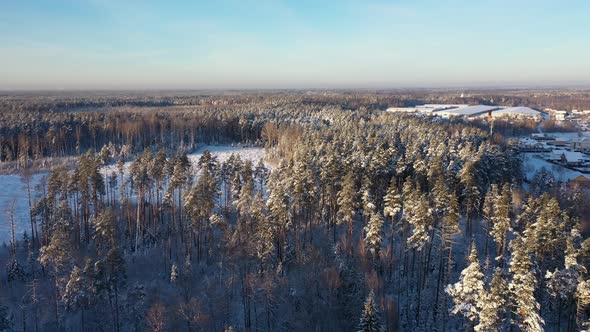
[0,93,363,164]
[3,88,590,164]
[0,110,264,164]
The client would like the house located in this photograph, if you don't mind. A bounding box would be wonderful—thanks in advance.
[560,151,585,167]
[547,140,569,147]
[518,138,548,152]
[571,137,590,153]
[547,151,564,162]
[531,133,555,141]
[554,110,567,121]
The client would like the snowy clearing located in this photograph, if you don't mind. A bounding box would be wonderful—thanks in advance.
[0,145,265,244]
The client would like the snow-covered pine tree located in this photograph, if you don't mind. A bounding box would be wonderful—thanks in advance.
[475,268,507,332]
[62,260,96,331]
[358,291,384,332]
[508,236,544,332]
[383,177,402,277]
[446,241,485,328]
[170,263,179,283]
[364,211,384,259]
[524,195,564,264]
[406,193,433,251]
[383,177,401,221]
[338,171,357,246]
[577,280,590,331]
[458,158,481,236]
[490,183,512,259]
[546,236,586,330]
[39,225,73,329]
[266,169,291,266]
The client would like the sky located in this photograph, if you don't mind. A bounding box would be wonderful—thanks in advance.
[1,0,589,90]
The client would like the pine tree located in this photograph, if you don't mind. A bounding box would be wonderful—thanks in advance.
[39,226,72,329]
[130,150,151,250]
[252,192,275,271]
[383,177,402,277]
[126,283,147,331]
[524,195,564,264]
[442,190,461,240]
[482,185,497,230]
[236,161,255,218]
[185,151,219,260]
[151,148,167,227]
[6,258,25,282]
[253,158,269,192]
[406,193,433,251]
[490,183,512,258]
[383,177,401,221]
[358,291,384,332]
[459,159,481,236]
[475,268,507,332]
[93,209,117,249]
[364,211,384,258]
[0,304,10,332]
[338,171,357,245]
[546,237,586,330]
[95,246,126,332]
[170,263,179,283]
[361,174,376,217]
[446,242,485,327]
[266,169,291,265]
[508,236,544,332]
[91,204,123,324]
[166,152,192,238]
[62,260,95,331]
[577,280,590,331]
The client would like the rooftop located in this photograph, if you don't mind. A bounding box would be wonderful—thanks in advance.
[434,105,499,116]
[492,106,541,117]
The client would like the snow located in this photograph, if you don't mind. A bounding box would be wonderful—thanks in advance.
[492,107,541,117]
[0,145,265,244]
[543,132,590,141]
[521,153,583,182]
[435,105,499,117]
[0,172,46,246]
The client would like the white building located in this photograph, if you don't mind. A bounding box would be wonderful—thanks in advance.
[491,107,543,120]
[434,105,500,118]
[386,107,420,113]
[554,110,567,121]
[386,104,468,115]
[572,137,590,153]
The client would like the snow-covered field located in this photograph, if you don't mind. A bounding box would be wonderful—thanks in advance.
[0,145,265,245]
[103,145,266,174]
[522,153,583,182]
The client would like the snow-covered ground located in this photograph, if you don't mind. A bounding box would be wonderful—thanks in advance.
[0,145,265,245]
[522,152,583,182]
[520,131,590,182]
[103,145,266,174]
[543,131,590,140]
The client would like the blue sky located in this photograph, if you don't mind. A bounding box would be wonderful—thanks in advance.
[1,0,589,89]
